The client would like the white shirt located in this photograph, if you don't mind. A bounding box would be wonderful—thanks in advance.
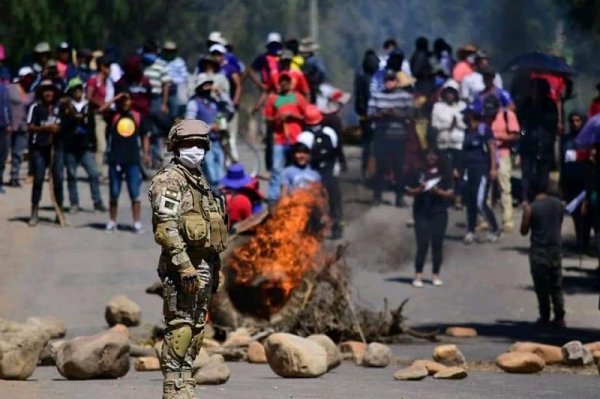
[431,100,467,150]
[460,72,503,103]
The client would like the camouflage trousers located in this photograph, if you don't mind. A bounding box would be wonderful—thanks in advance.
[158,253,217,399]
[529,247,565,322]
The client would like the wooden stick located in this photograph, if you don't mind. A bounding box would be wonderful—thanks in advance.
[48,145,67,227]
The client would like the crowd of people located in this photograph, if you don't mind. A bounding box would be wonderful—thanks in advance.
[352,36,600,327]
[2,31,600,327]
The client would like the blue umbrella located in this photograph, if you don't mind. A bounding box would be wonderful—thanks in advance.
[576,114,600,147]
[504,51,578,76]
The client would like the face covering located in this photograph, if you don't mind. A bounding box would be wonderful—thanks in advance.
[179,146,205,169]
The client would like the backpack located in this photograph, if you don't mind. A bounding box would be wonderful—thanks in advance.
[482,94,501,119]
[310,126,337,170]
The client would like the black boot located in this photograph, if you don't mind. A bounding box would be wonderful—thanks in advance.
[29,205,39,227]
[331,223,344,240]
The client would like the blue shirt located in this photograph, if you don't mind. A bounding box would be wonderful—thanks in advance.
[282,165,321,193]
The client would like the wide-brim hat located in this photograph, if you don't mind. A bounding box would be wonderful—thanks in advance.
[195,73,214,89]
[163,40,177,51]
[34,42,51,53]
[397,71,416,88]
[208,31,228,46]
[220,163,253,189]
[299,37,320,53]
[36,79,60,96]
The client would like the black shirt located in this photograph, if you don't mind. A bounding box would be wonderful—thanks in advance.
[408,166,451,215]
[106,110,150,165]
[62,100,96,152]
[530,195,563,250]
[27,101,61,147]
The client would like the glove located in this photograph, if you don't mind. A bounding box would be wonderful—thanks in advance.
[179,264,200,295]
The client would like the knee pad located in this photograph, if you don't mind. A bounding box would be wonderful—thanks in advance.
[166,325,193,359]
[190,330,205,358]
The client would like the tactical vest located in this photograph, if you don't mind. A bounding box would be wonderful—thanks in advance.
[172,165,229,253]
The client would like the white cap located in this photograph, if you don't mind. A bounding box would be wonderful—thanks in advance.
[18,66,34,77]
[442,79,460,91]
[267,32,282,44]
[296,131,314,149]
[208,31,227,45]
[209,44,227,55]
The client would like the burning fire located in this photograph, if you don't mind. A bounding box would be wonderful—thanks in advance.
[228,186,327,317]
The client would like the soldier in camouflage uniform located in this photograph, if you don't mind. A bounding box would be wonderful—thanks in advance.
[148,119,228,399]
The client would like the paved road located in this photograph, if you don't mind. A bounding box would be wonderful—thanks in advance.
[0,144,599,398]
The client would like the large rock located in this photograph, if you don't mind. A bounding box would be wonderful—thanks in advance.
[307,335,341,370]
[192,347,211,370]
[509,342,563,365]
[264,333,328,378]
[135,356,160,371]
[39,339,65,366]
[584,341,600,353]
[411,359,447,375]
[432,344,466,366]
[223,327,251,348]
[362,342,392,368]
[247,341,268,364]
[561,341,594,366]
[393,365,429,381]
[433,366,468,380]
[56,330,130,379]
[496,352,545,374]
[26,316,67,339]
[105,295,142,327]
[340,341,366,363]
[445,327,477,338]
[194,359,230,385]
[0,319,50,380]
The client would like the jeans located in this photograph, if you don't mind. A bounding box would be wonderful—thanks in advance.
[521,155,551,202]
[202,140,225,187]
[10,129,28,181]
[109,163,142,202]
[268,144,288,202]
[373,135,405,201]
[65,149,103,207]
[31,145,64,206]
[464,165,499,234]
[0,127,8,185]
[498,155,513,226]
[414,210,448,274]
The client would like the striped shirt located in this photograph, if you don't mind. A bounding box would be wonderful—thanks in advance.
[367,88,415,115]
[144,58,171,96]
[165,57,189,86]
[367,88,415,138]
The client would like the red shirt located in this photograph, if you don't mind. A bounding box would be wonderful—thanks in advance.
[285,69,310,97]
[87,74,107,108]
[226,193,252,224]
[589,99,600,118]
[264,92,307,145]
[530,72,565,103]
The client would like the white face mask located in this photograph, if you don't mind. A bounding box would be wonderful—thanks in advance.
[178,146,205,169]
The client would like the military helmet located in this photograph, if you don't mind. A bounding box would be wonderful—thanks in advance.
[166,119,211,151]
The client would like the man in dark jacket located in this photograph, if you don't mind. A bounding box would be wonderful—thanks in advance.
[354,50,379,178]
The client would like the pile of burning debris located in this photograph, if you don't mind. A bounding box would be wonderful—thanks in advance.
[210,187,435,344]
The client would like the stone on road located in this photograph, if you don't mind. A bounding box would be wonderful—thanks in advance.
[0,319,50,380]
[264,333,328,378]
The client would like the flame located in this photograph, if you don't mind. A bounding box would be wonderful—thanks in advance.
[228,186,327,317]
